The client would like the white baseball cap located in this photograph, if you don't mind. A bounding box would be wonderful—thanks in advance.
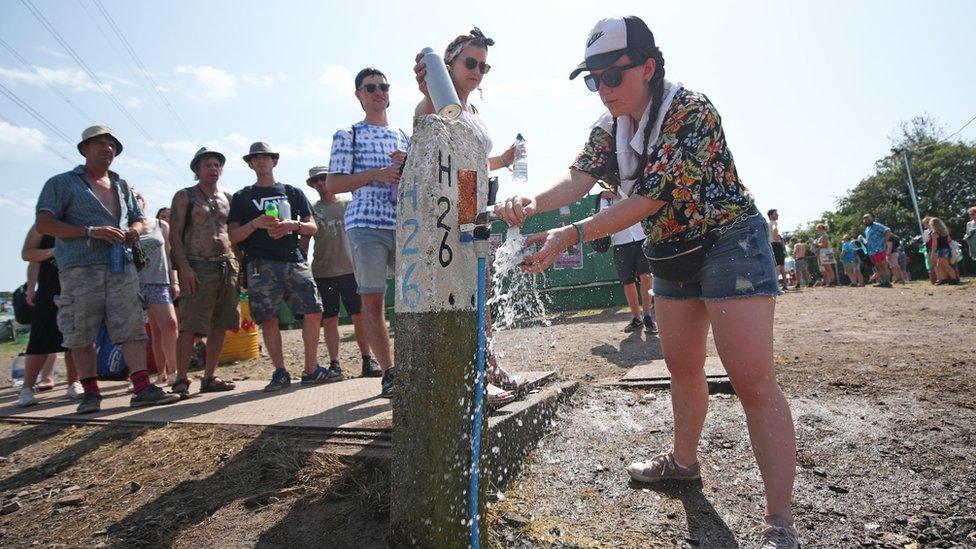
[569,16,656,80]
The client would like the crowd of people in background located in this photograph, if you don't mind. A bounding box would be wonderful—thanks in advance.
[767,209,970,290]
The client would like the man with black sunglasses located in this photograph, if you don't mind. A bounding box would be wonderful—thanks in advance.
[326,67,409,399]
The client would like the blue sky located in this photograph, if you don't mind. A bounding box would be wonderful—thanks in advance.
[1,0,974,289]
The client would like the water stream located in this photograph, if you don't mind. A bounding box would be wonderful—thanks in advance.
[486,227,554,369]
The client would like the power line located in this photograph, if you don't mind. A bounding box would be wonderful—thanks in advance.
[946,114,976,141]
[19,0,182,181]
[0,81,75,144]
[90,0,195,140]
[0,112,72,162]
[0,36,94,124]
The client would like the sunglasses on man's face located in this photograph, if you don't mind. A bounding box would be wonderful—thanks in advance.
[462,57,491,74]
[359,83,390,93]
[583,62,642,92]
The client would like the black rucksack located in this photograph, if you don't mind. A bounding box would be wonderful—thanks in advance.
[12,283,33,325]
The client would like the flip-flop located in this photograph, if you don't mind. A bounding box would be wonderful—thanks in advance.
[487,384,515,408]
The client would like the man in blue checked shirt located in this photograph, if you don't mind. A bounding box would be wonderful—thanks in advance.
[326,66,409,399]
[34,125,181,414]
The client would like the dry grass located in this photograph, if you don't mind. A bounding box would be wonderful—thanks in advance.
[0,421,389,548]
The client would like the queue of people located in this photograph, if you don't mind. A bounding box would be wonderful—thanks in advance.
[778,211,969,290]
[21,26,548,410]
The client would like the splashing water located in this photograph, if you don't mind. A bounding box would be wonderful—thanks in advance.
[487,226,553,367]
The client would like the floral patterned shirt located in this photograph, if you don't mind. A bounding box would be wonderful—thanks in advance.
[571,88,755,243]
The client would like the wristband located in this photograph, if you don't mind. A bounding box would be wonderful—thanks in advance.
[85,226,93,239]
[571,222,585,245]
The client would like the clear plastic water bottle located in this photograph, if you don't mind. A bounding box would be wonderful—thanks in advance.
[278,198,291,221]
[11,353,25,388]
[512,134,528,183]
[109,243,125,274]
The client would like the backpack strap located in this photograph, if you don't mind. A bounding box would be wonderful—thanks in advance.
[180,186,196,244]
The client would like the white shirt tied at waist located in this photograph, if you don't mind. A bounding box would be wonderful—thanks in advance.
[601,193,646,246]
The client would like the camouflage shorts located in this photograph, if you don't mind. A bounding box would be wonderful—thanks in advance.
[55,263,147,348]
[246,258,322,325]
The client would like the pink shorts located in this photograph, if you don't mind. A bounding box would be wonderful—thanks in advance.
[869,252,888,266]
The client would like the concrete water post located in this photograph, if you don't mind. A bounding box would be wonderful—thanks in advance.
[391,115,488,547]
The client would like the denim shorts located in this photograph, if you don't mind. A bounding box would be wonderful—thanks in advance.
[652,215,782,301]
[346,227,395,294]
[140,283,173,305]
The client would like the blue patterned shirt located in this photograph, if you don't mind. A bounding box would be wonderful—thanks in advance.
[328,122,410,230]
[863,222,890,255]
[35,166,144,269]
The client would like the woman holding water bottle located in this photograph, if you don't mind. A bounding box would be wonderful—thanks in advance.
[412,28,526,403]
[494,16,798,547]
[413,28,518,173]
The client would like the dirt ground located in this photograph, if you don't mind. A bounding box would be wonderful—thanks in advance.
[0,280,974,548]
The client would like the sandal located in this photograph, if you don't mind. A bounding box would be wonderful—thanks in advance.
[170,378,191,400]
[487,383,515,408]
[35,383,55,392]
[200,376,236,393]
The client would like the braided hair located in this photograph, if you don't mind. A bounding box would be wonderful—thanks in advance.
[625,45,666,179]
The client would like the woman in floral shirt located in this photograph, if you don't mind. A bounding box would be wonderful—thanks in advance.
[495,16,798,548]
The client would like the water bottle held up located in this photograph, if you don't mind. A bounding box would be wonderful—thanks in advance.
[278,197,291,221]
[421,47,462,120]
[512,133,528,183]
[264,201,279,219]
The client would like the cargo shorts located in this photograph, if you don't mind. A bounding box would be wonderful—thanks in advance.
[55,263,147,348]
[246,258,322,325]
[177,257,241,335]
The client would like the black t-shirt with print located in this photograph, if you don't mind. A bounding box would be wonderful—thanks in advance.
[228,183,312,262]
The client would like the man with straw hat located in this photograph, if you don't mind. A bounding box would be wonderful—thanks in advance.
[34,125,181,413]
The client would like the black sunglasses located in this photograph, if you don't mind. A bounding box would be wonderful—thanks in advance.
[462,57,491,74]
[583,62,642,92]
[359,83,390,93]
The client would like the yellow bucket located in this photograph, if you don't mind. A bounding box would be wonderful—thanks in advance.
[219,299,260,364]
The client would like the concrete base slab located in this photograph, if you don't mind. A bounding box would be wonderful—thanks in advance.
[484,380,579,489]
[616,357,732,391]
